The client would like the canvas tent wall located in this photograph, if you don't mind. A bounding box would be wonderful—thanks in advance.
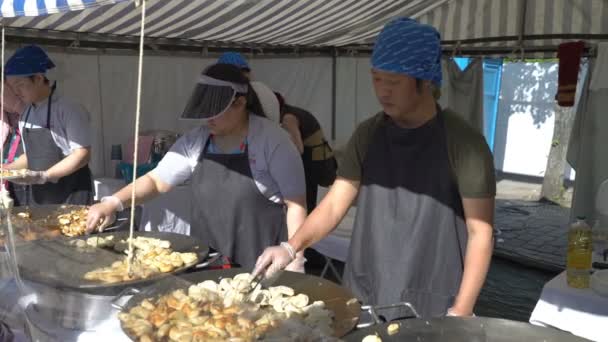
[1,47,334,176]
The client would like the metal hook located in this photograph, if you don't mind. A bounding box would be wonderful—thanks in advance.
[452,40,461,59]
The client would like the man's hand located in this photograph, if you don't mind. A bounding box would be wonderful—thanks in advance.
[446,307,475,317]
[284,253,306,273]
[253,243,296,279]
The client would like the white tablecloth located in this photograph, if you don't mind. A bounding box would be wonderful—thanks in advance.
[94,178,193,235]
[530,271,608,342]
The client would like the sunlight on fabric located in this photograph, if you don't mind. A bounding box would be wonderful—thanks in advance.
[0,0,129,17]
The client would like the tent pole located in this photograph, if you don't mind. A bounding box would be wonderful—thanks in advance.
[518,0,528,49]
[331,48,337,141]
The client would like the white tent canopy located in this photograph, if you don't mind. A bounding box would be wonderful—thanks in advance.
[1,0,607,55]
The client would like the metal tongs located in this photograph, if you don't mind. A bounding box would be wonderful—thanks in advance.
[245,264,281,302]
[244,269,265,302]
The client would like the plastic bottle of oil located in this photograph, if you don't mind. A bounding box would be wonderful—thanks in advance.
[567,216,592,288]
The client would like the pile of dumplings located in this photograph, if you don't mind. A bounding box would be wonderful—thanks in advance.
[119,273,338,342]
[80,236,198,284]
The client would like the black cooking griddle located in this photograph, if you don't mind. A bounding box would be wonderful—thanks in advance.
[118,269,361,339]
[15,231,209,294]
[344,317,591,342]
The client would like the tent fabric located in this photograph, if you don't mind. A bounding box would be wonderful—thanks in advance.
[0,0,128,17]
[2,0,607,48]
[18,47,332,176]
[438,58,484,133]
[568,52,608,222]
[334,56,381,148]
[590,42,608,91]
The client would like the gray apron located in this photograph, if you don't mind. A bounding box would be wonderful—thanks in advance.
[21,82,93,206]
[190,136,287,269]
[343,110,468,319]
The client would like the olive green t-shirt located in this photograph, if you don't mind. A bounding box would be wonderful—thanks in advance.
[338,109,496,198]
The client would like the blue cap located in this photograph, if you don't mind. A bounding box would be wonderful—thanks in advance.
[5,45,55,77]
[371,17,442,86]
[217,52,250,71]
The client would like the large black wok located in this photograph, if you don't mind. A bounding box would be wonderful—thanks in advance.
[345,316,590,341]
[115,268,361,339]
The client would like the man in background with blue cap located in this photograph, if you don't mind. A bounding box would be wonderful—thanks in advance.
[255,18,495,319]
[3,45,93,205]
[218,52,251,79]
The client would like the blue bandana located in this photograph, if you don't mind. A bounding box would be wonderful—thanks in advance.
[217,52,250,71]
[5,45,55,77]
[371,17,442,86]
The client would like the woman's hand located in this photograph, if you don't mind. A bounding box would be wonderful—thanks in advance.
[86,197,121,233]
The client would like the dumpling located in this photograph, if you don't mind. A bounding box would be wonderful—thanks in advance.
[270,296,289,313]
[233,273,253,282]
[198,280,219,293]
[231,278,251,293]
[362,334,383,342]
[219,278,234,294]
[287,294,309,308]
[248,288,267,305]
[269,286,294,298]
[180,252,198,265]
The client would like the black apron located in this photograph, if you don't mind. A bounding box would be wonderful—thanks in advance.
[302,146,319,214]
[21,82,93,206]
[282,105,336,213]
[343,110,468,320]
[190,136,287,270]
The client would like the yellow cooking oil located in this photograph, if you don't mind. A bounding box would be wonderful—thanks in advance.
[567,216,592,288]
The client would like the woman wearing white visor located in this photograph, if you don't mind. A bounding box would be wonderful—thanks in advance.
[86,63,307,271]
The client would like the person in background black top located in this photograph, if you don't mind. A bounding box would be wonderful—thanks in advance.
[274,92,337,214]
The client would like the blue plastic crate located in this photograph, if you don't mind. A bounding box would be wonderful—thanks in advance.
[119,162,158,183]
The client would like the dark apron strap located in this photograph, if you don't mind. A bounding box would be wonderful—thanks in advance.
[45,82,57,129]
[22,81,57,130]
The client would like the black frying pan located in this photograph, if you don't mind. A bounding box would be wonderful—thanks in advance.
[14,231,209,295]
[0,205,129,247]
[116,269,361,339]
[344,317,591,342]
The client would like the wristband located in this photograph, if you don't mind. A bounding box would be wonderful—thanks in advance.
[280,242,297,260]
[101,196,124,212]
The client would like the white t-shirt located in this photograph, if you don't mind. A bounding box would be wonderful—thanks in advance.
[19,93,92,156]
[151,115,306,204]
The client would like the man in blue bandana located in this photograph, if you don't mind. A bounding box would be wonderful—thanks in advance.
[3,45,93,205]
[255,17,496,319]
